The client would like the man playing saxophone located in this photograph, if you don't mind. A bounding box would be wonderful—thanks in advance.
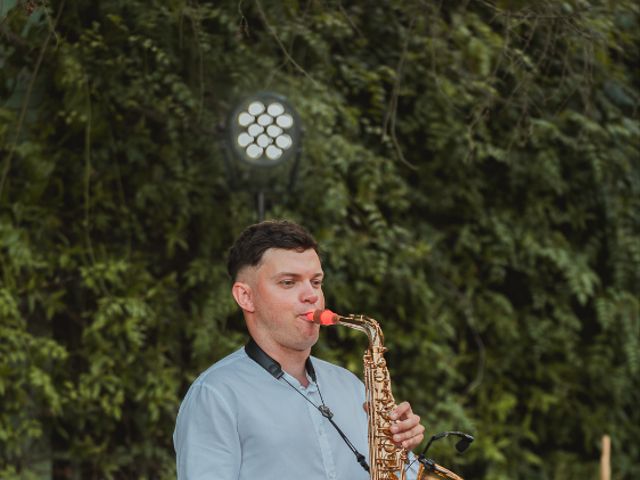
[174,220,426,479]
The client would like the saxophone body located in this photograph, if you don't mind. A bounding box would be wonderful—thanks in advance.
[309,310,463,480]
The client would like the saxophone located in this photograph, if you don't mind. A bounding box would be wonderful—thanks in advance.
[307,310,464,480]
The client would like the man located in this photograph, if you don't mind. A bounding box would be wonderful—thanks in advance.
[174,220,425,479]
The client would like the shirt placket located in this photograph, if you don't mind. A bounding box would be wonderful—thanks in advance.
[300,379,337,480]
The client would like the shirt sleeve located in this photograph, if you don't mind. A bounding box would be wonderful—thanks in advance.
[174,383,241,480]
[405,450,421,480]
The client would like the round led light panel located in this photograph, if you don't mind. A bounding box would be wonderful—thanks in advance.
[229,92,301,166]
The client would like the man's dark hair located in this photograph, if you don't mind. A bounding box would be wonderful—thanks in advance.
[227,220,319,281]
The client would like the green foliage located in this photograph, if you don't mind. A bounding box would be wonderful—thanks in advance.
[1,0,638,478]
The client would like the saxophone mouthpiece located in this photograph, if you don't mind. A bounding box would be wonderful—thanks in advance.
[305,309,338,326]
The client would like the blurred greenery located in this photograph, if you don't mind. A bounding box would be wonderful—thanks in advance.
[1,0,638,479]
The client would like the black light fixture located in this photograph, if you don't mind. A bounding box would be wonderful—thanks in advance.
[224,91,302,221]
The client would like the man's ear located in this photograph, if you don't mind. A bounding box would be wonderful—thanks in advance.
[232,281,255,313]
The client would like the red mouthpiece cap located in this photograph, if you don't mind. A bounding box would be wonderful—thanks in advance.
[305,309,338,326]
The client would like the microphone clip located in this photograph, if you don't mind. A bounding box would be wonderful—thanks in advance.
[420,430,475,457]
[319,405,334,419]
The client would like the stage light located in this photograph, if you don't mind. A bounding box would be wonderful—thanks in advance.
[224,92,303,220]
[227,92,301,168]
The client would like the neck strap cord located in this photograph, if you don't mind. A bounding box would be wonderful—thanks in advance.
[245,339,370,473]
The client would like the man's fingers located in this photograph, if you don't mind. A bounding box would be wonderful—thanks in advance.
[390,414,421,432]
[389,401,411,420]
[392,423,425,442]
[387,402,425,450]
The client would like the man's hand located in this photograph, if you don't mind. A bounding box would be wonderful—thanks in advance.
[388,401,425,450]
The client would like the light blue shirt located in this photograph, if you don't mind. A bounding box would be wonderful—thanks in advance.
[174,347,419,480]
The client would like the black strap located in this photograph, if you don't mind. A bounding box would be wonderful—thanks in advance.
[244,338,370,473]
[245,338,316,381]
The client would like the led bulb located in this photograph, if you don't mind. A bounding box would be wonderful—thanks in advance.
[267,103,285,116]
[256,134,272,148]
[238,112,254,127]
[258,114,273,126]
[248,102,265,116]
[266,145,283,160]
[247,124,264,137]
[237,133,253,147]
[276,114,293,129]
[267,125,283,137]
[246,144,263,159]
[276,134,292,149]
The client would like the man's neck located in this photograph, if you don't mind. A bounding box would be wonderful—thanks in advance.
[279,355,310,387]
[252,337,311,387]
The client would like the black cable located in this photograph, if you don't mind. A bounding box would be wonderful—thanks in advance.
[281,376,370,473]
[406,431,474,471]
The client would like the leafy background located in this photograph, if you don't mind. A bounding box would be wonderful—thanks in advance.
[1,0,638,479]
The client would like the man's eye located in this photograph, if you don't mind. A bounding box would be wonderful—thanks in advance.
[280,280,295,287]
[312,280,323,288]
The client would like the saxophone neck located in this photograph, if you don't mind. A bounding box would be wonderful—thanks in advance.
[335,314,385,349]
[305,309,385,348]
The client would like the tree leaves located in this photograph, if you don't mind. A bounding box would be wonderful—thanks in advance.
[1,0,638,478]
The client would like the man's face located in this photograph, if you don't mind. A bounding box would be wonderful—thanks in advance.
[240,248,325,352]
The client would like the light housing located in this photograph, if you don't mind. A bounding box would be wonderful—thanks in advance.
[223,91,303,221]
[226,92,301,168]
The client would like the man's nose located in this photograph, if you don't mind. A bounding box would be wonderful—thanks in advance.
[301,281,319,303]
